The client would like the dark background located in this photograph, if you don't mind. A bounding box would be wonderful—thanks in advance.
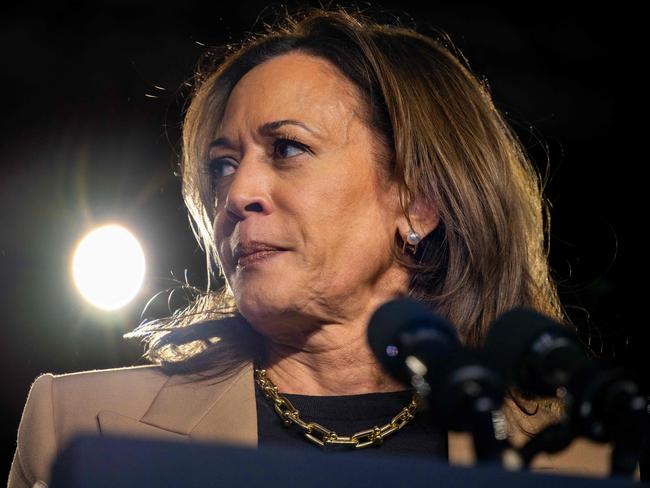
[1,0,644,480]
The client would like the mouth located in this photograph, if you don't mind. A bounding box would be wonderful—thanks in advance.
[233,242,287,268]
[237,249,285,268]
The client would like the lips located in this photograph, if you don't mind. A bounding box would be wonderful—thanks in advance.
[233,241,287,267]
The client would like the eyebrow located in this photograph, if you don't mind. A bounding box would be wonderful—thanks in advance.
[209,119,320,150]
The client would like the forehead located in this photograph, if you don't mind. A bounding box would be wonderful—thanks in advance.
[217,52,362,137]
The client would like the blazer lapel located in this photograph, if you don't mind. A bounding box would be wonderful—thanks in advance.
[96,361,258,447]
[97,410,188,442]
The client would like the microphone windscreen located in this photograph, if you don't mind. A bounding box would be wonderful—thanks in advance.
[483,307,577,382]
[367,297,459,383]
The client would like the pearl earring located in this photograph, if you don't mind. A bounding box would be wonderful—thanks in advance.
[403,228,422,254]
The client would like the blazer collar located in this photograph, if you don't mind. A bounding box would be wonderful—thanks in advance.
[96,361,258,447]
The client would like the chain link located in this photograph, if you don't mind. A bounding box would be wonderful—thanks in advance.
[254,368,420,449]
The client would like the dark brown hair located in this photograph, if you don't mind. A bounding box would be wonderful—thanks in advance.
[125,5,570,387]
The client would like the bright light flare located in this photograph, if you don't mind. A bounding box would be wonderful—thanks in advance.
[72,224,146,311]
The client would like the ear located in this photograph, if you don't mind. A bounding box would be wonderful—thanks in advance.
[395,196,440,243]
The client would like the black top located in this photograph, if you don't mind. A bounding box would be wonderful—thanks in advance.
[255,382,448,460]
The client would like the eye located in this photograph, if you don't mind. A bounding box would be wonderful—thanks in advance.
[273,136,308,160]
[206,136,310,182]
[207,158,237,179]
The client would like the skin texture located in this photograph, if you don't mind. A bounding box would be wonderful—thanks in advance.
[202,53,626,480]
[210,52,438,395]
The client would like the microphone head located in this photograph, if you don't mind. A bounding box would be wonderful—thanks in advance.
[483,307,581,393]
[367,297,460,384]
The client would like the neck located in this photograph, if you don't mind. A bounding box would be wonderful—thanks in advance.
[253,264,413,396]
[259,320,410,396]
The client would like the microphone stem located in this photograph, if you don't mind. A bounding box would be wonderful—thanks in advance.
[471,409,505,464]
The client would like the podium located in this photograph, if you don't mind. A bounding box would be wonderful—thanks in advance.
[50,435,638,487]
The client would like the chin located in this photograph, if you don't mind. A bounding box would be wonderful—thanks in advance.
[235,286,319,338]
[234,288,291,323]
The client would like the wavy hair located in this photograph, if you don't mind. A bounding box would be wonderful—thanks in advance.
[125,4,570,388]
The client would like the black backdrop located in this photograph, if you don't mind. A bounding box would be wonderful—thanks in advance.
[1,0,645,480]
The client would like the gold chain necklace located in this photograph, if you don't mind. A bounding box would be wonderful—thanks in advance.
[254,368,420,449]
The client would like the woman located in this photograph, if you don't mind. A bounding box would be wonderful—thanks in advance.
[8,6,613,487]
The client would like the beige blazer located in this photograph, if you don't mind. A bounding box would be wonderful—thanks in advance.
[7,361,614,488]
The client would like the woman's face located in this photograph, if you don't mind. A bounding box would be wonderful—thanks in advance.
[210,52,408,336]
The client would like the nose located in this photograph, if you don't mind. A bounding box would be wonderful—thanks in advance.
[223,158,273,222]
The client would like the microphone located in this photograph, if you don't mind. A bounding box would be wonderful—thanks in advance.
[368,297,507,462]
[482,307,592,397]
[367,297,460,396]
[484,307,647,475]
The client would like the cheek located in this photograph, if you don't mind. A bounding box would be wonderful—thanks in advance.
[298,174,395,270]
